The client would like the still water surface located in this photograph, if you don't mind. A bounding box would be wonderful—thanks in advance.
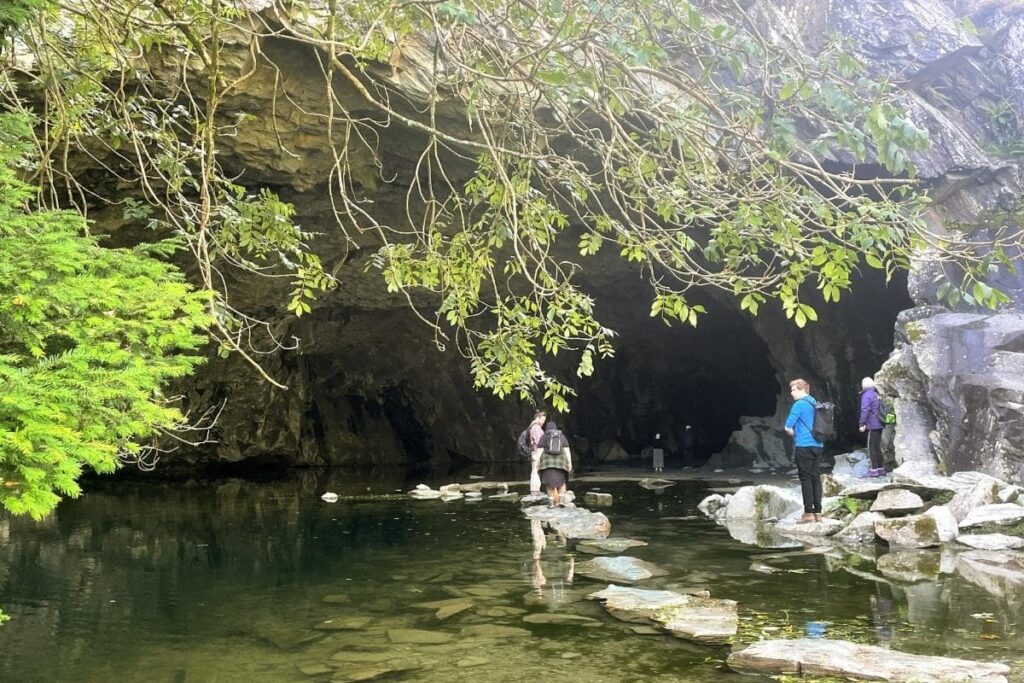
[0,470,1021,682]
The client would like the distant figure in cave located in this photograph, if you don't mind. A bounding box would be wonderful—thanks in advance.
[681,425,696,468]
[652,432,664,472]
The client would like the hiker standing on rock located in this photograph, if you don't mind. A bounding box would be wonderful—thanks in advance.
[859,377,886,478]
[537,420,573,506]
[784,378,824,523]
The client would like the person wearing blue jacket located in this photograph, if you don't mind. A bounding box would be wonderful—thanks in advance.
[859,377,886,477]
[784,378,824,523]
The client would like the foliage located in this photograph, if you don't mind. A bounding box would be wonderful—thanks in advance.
[0,112,210,519]
[841,496,863,515]
[2,0,1015,413]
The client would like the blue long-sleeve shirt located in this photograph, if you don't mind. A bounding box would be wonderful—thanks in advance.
[785,396,823,448]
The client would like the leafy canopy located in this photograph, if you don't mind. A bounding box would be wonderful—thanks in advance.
[0,112,210,519]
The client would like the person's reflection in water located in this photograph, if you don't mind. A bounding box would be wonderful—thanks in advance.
[528,519,574,602]
[870,593,895,648]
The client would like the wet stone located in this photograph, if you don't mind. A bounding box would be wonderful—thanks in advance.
[331,651,395,664]
[456,657,489,668]
[332,666,417,683]
[321,594,351,605]
[476,606,526,618]
[298,663,334,676]
[435,602,473,620]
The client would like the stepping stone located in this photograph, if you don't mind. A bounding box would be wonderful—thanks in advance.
[413,597,475,610]
[435,603,473,620]
[584,492,614,506]
[589,584,736,643]
[957,534,1024,551]
[575,556,668,584]
[522,505,611,540]
[321,594,351,605]
[298,663,333,676]
[960,504,1024,529]
[727,638,1009,682]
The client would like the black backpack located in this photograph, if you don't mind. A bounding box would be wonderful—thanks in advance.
[807,400,836,442]
[516,428,532,458]
[543,429,566,455]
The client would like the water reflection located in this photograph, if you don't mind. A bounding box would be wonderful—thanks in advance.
[0,474,1020,681]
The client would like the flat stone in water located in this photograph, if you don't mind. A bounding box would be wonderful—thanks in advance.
[655,596,738,644]
[386,628,454,644]
[727,638,1009,682]
[477,606,526,618]
[630,625,663,635]
[321,594,351,605]
[577,538,648,555]
[332,666,417,683]
[331,651,395,664]
[957,534,1024,551]
[575,556,668,584]
[522,613,599,625]
[588,584,689,623]
[463,586,507,598]
[413,597,473,610]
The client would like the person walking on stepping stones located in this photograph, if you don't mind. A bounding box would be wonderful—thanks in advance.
[537,420,573,506]
[784,378,824,523]
[528,409,546,493]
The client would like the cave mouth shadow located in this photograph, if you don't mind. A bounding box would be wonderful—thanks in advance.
[568,299,778,466]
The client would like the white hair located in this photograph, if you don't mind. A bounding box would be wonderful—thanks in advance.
[862,377,875,389]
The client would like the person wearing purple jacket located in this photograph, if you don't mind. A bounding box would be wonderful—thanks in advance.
[859,377,886,477]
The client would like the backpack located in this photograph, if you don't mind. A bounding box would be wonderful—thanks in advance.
[516,428,532,458]
[879,396,896,425]
[803,399,836,442]
[543,429,566,455]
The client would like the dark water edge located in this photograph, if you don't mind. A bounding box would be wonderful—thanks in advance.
[1,468,1022,682]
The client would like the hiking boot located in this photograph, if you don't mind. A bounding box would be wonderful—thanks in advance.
[796,513,816,524]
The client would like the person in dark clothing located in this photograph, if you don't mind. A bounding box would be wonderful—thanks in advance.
[681,425,696,468]
[537,420,573,506]
[784,378,824,523]
[859,377,886,477]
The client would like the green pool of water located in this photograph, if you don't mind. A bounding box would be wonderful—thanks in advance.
[1,471,1021,682]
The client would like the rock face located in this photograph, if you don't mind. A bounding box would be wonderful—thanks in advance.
[727,638,1010,682]
[84,0,1024,471]
[724,486,803,521]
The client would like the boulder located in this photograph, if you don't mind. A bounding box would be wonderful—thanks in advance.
[960,504,1024,530]
[574,556,667,584]
[697,493,730,519]
[727,638,1009,682]
[832,451,871,479]
[821,474,844,498]
[890,461,959,494]
[775,517,845,538]
[949,478,1004,522]
[871,489,925,515]
[725,485,803,521]
[874,506,958,548]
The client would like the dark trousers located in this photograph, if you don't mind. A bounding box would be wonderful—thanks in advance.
[866,429,884,469]
[795,446,824,513]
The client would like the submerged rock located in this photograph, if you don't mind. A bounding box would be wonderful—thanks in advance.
[386,628,453,644]
[727,638,1009,682]
[575,556,667,584]
[588,584,689,622]
[320,492,339,503]
[956,550,1024,599]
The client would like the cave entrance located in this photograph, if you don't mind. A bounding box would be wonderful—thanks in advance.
[569,288,778,466]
